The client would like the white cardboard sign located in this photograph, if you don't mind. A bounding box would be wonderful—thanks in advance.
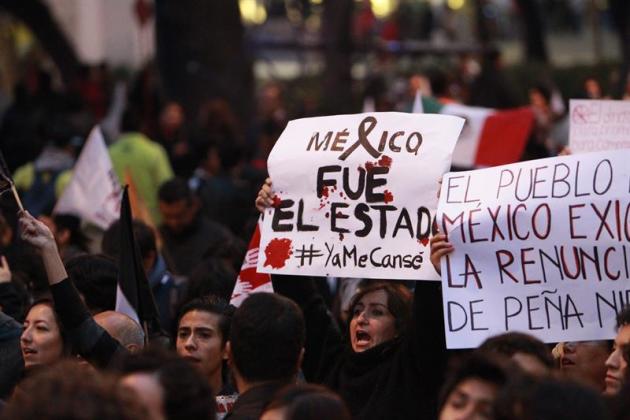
[569,99,630,153]
[437,150,630,348]
[258,112,464,280]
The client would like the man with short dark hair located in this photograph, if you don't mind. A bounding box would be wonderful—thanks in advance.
[479,332,554,377]
[225,293,305,420]
[604,306,630,395]
[157,178,232,278]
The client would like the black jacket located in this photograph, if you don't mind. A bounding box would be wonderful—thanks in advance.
[272,276,447,420]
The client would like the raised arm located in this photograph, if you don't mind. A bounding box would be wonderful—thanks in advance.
[272,274,345,383]
[19,211,126,368]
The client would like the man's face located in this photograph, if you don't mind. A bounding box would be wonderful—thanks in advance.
[159,199,196,234]
[439,378,497,420]
[176,310,226,380]
[604,325,630,395]
[560,341,609,391]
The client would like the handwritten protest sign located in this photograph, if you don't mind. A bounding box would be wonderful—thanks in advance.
[437,150,630,349]
[258,112,464,280]
[569,99,630,153]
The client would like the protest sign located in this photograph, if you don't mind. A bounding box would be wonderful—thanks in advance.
[257,112,464,280]
[437,150,630,349]
[569,99,630,153]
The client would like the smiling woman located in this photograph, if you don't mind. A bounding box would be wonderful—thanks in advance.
[20,299,71,370]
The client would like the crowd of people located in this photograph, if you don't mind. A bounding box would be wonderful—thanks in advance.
[0,58,629,420]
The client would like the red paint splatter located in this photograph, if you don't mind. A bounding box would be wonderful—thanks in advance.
[318,202,326,210]
[336,211,344,217]
[365,162,375,172]
[339,191,344,198]
[383,190,394,203]
[264,238,293,269]
[272,195,282,208]
[321,186,329,198]
[418,237,429,246]
[339,233,345,241]
[378,155,392,168]
[325,212,330,218]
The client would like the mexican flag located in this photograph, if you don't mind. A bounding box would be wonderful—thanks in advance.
[419,97,535,168]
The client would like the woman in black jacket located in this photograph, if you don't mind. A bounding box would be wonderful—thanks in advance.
[258,178,448,419]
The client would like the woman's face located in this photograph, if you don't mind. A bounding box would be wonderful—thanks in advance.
[20,304,64,369]
[439,378,498,420]
[349,289,397,353]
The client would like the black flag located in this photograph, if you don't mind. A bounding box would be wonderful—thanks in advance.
[115,185,162,338]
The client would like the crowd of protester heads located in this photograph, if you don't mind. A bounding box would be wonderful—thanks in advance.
[1,59,630,420]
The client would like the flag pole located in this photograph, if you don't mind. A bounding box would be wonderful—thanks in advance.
[10,184,24,212]
[143,320,150,346]
[0,150,23,211]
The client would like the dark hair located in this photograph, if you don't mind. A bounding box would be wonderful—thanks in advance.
[175,295,234,345]
[347,282,412,337]
[25,298,72,357]
[186,258,237,302]
[530,84,552,104]
[494,375,611,420]
[438,352,510,411]
[53,213,89,253]
[479,332,554,370]
[264,384,351,420]
[2,360,148,420]
[158,178,193,204]
[118,348,215,420]
[229,293,305,383]
[616,305,630,328]
[101,219,157,261]
[65,254,118,313]
[121,107,142,133]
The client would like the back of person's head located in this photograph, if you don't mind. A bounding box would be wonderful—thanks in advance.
[94,311,145,352]
[347,281,412,336]
[175,295,234,345]
[493,375,611,420]
[53,213,88,252]
[118,347,215,420]
[186,258,237,302]
[121,107,142,133]
[229,293,305,383]
[101,219,157,261]
[158,178,193,205]
[262,384,351,420]
[65,254,118,313]
[438,352,511,417]
[479,332,554,376]
[2,360,148,420]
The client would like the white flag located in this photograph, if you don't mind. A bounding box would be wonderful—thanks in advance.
[362,96,375,113]
[54,126,121,229]
[412,89,424,113]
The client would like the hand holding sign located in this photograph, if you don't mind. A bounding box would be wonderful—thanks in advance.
[258,112,464,280]
[437,149,630,349]
[255,178,273,213]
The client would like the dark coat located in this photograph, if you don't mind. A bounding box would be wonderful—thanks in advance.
[272,276,447,420]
